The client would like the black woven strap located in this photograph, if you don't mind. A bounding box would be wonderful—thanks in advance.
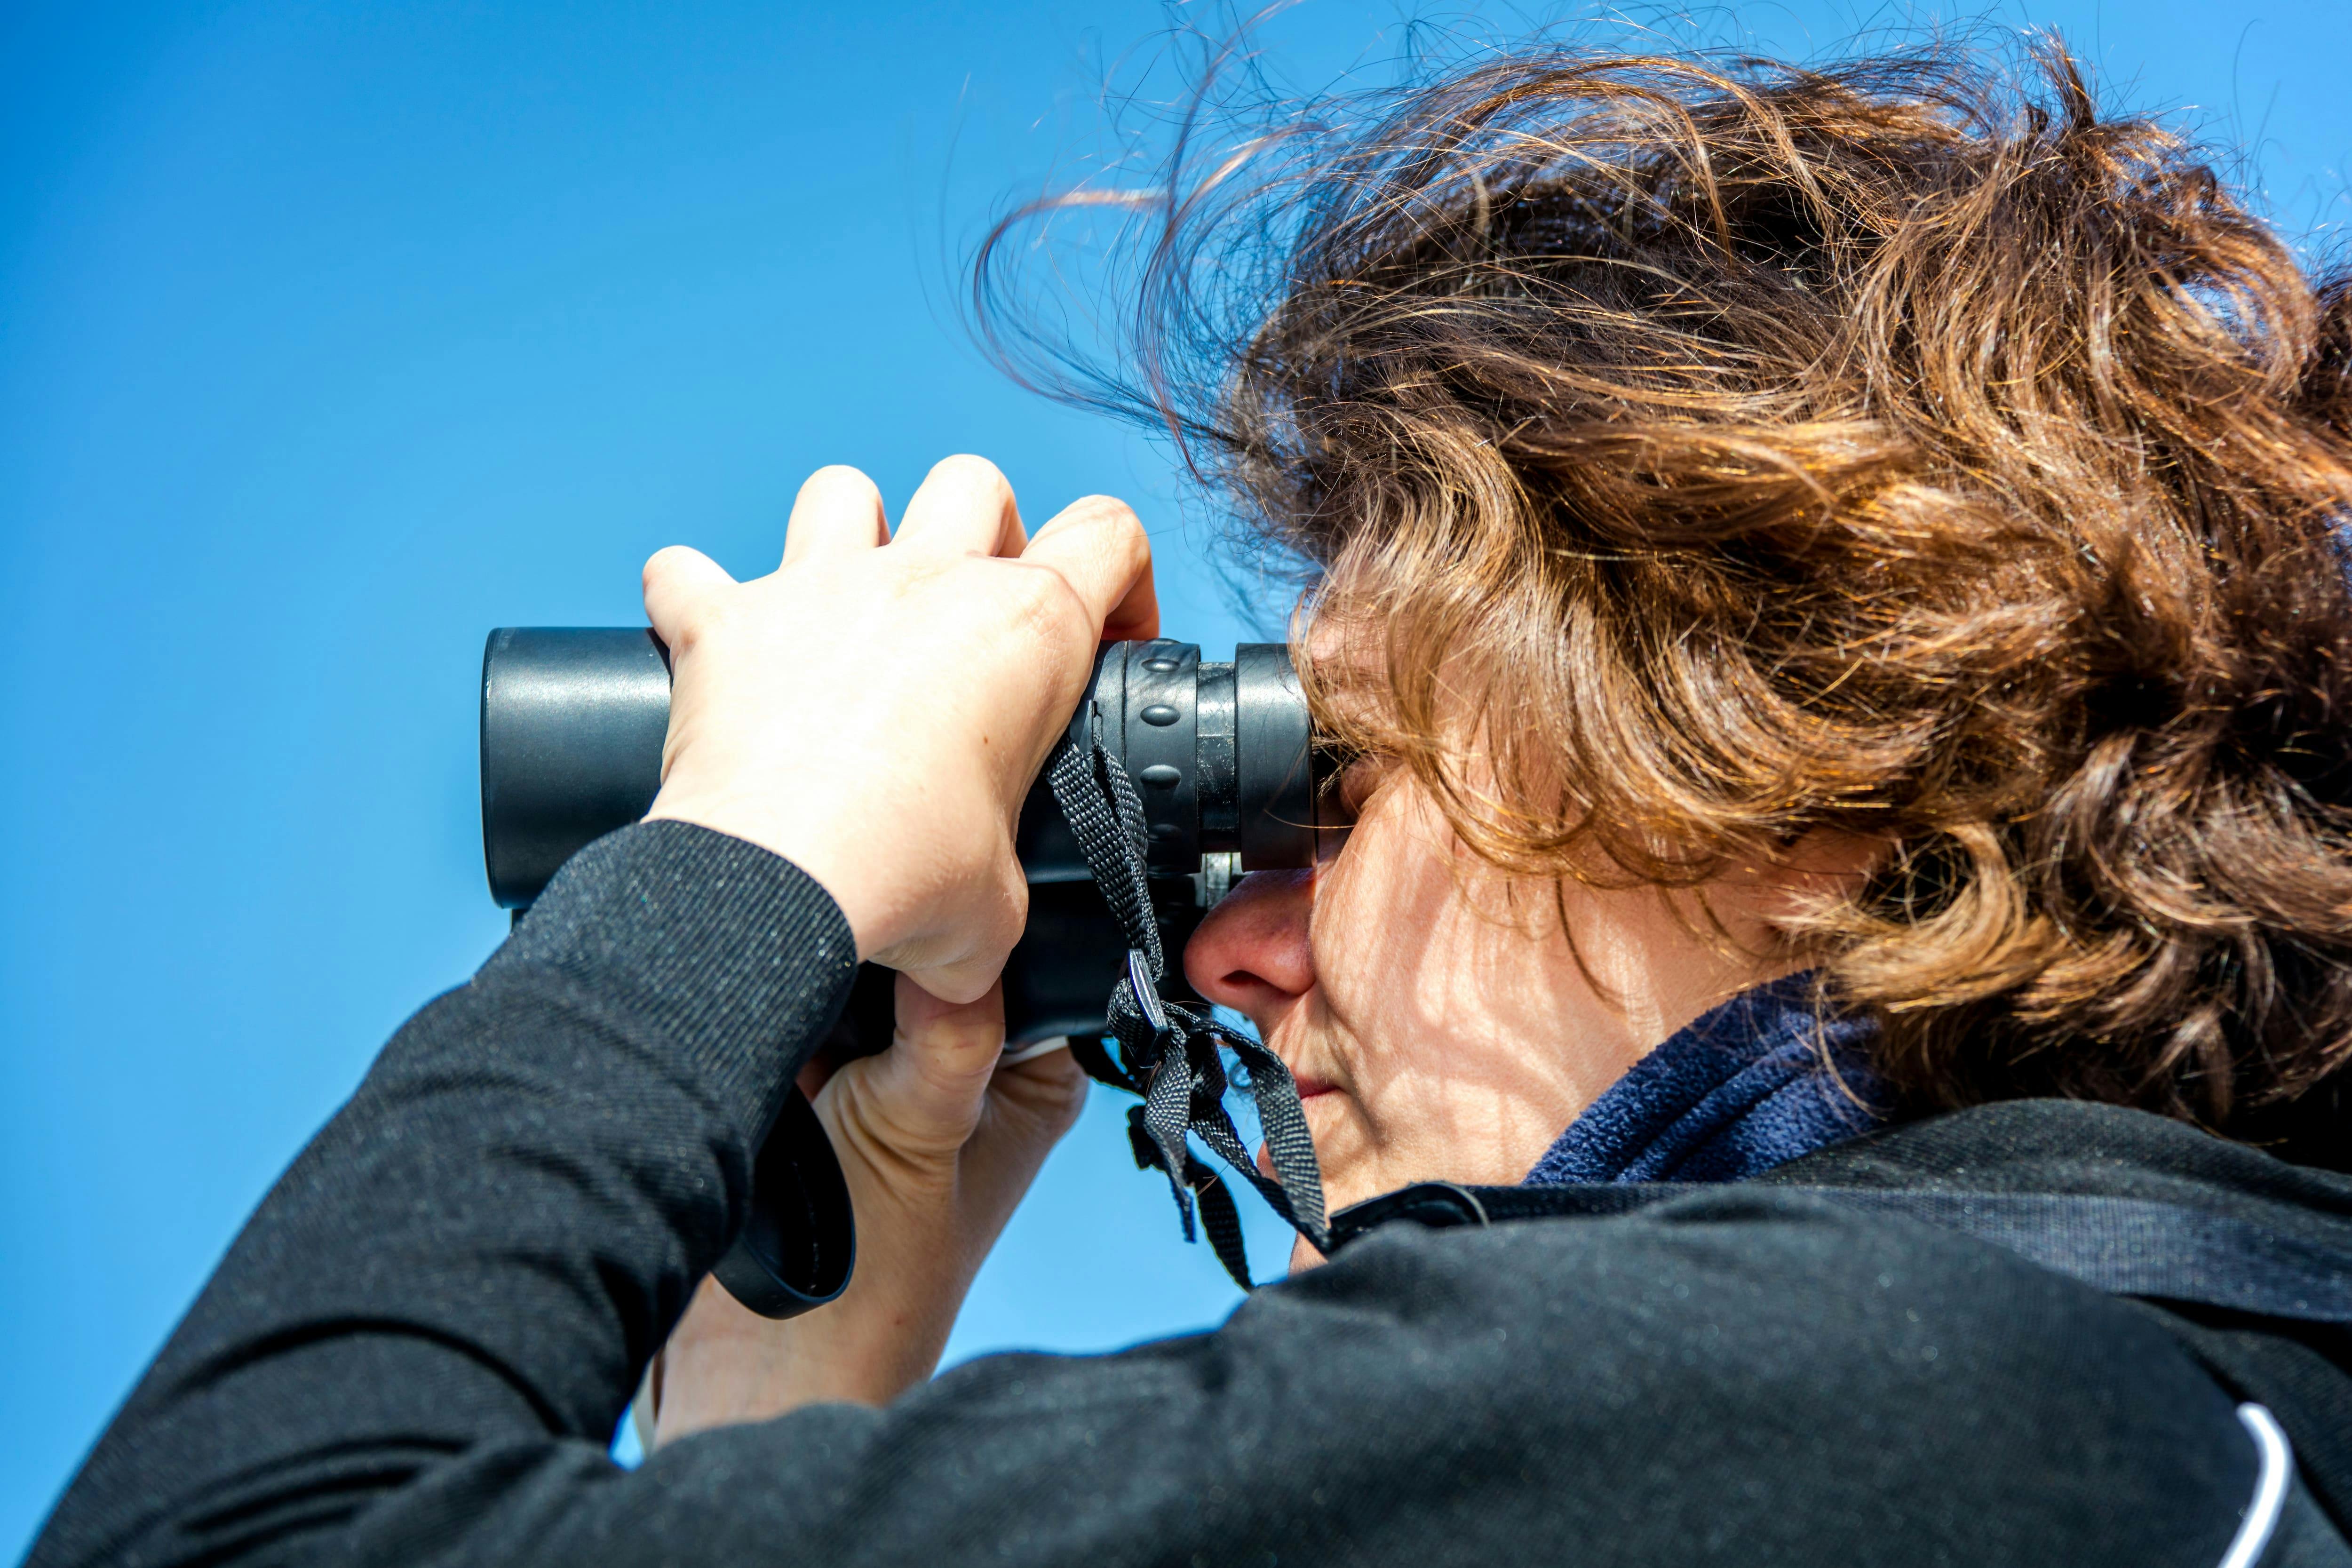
[1327,1179,2352,1326]
[1045,730,1330,1287]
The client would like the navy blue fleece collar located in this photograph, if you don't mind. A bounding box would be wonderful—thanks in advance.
[1522,972,1887,1186]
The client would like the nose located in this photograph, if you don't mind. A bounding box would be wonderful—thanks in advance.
[1183,868,1316,1019]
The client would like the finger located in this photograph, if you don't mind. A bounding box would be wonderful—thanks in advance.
[866,973,1008,1153]
[961,1044,1086,1190]
[781,466,888,568]
[642,546,738,647]
[891,454,1026,558]
[1020,495,1158,640]
[981,1043,1087,1141]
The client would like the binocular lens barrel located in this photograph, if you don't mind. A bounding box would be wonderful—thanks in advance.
[480,628,1334,909]
[481,628,673,909]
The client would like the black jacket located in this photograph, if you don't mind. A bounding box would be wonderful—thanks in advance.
[26,821,2352,1567]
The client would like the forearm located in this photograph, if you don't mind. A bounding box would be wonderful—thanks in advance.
[29,456,1162,1568]
[27,820,857,1568]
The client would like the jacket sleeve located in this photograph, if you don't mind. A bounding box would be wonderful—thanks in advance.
[25,820,857,1568]
[24,821,2273,1568]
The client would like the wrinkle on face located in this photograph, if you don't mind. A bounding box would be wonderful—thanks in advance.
[1299,780,1658,1206]
[1189,620,1889,1266]
[1226,769,1836,1226]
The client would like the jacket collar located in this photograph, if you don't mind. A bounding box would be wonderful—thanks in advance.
[1522,971,1886,1187]
[1332,1099,2352,1326]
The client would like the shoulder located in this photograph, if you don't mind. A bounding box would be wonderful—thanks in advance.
[660,1187,2274,1568]
[1241,1186,2263,1564]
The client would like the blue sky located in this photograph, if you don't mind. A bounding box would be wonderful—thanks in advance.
[3,0,2344,1551]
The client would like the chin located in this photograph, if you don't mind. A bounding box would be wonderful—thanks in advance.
[1306,1139,1389,1217]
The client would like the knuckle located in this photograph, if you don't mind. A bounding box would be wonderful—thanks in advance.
[1064,493,1141,532]
[929,453,1014,508]
[800,465,889,515]
[1005,562,1090,634]
[1052,495,1147,556]
[930,452,1008,487]
[800,463,879,500]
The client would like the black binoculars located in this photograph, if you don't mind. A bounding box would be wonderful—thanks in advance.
[479,628,1339,1315]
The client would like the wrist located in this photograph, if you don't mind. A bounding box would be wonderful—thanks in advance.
[650,1183,975,1442]
[642,787,897,962]
[492,819,859,1141]
[648,1274,929,1442]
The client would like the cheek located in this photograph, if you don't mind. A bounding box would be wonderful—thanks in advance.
[1307,806,1460,1031]
[1302,795,1647,1188]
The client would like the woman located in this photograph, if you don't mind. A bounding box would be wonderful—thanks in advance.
[30,39,2352,1568]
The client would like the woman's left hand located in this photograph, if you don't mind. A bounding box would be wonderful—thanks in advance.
[643,972,1088,1439]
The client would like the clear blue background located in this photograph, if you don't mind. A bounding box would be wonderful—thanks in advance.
[4,0,2343,1553]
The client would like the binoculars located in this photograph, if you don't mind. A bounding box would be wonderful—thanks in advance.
[479,628,1339,1313]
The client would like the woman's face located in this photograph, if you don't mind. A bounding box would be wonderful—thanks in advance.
[1183,761,1837,1267]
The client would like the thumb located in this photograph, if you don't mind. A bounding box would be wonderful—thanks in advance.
[825,975,1007,1167]
[960,1043,1087,1203]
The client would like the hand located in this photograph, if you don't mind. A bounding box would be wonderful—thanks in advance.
[633,456,1137,1433]
[642,455,1158,1002]
[644,974,1088,1437]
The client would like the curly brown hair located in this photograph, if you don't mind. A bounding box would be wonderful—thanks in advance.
[978,37,2352,1163]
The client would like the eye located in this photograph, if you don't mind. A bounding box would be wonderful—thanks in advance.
[1334,751,1393,821]
[1313,753,1390,866]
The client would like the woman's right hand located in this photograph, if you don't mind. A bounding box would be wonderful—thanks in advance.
[641,454,1159,1003]
[643,973,1089,1438]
